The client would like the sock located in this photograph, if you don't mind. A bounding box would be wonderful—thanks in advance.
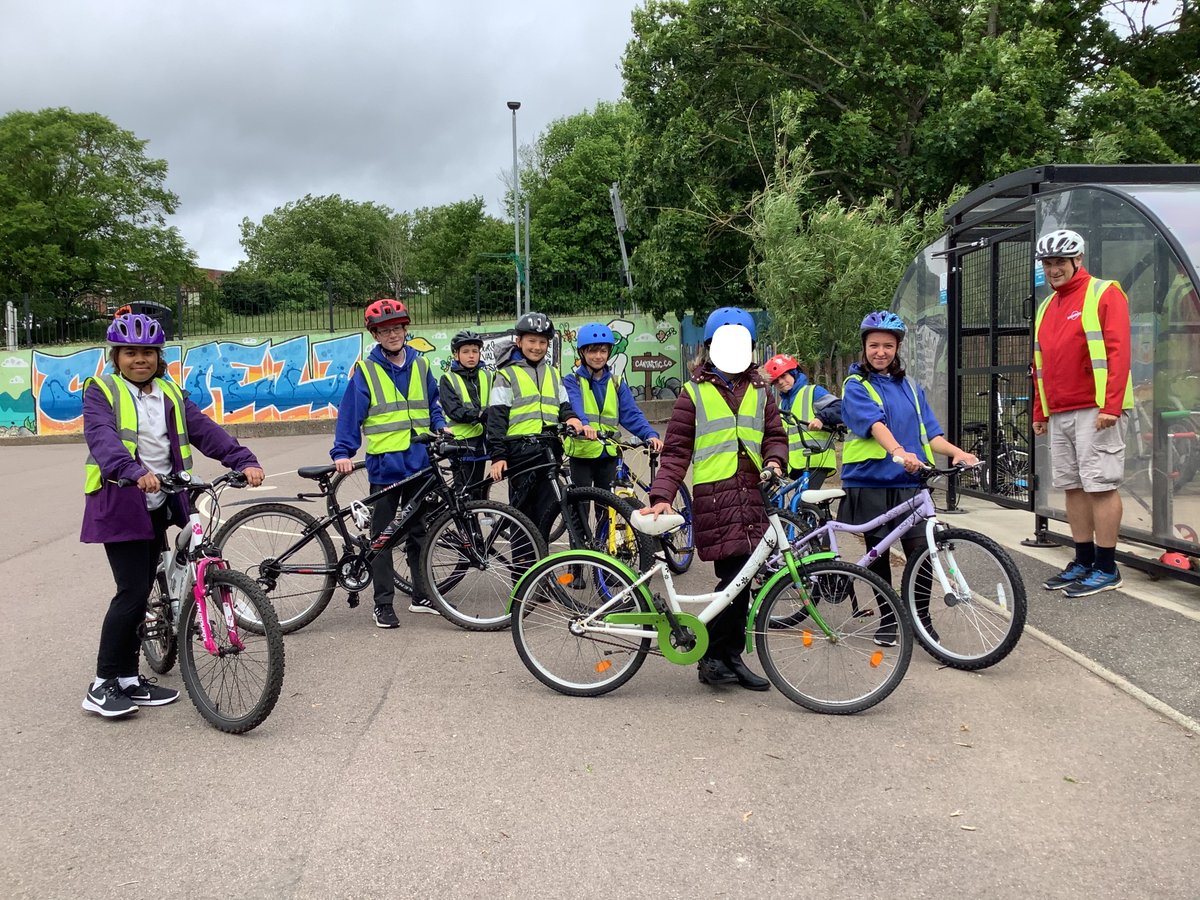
[1073,541,1096,568]
[1094,546,1117,575]
[93,676,108,690]
[118,676,141,689]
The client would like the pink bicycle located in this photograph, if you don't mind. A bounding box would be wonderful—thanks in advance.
[136,472,286,733]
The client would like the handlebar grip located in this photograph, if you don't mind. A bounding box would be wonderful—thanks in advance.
[411,432,438,445]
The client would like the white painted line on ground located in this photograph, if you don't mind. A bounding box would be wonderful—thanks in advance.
[1025,621,1200,737]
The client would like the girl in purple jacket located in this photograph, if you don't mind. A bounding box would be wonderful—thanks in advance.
[80,314,264,719]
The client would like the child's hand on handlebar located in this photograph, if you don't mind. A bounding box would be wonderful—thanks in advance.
[639,501,674,519]
[490,460,507,480]
[241,467,265,487]
[648,437,663,452]
[891,450,924,473]
[950,450,979,469]
[137,472,161,493]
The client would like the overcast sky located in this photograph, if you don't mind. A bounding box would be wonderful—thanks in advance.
[0,0,642,269]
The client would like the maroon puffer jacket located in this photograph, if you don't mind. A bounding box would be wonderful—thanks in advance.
[649,364,787,562]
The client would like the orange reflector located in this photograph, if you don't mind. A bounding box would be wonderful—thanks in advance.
[557,573,575,585]
[802,630,813,647]
[595,659,612,673]
[870,650,884,668]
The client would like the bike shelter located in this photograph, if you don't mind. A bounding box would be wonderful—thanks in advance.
[894,164,1200,581]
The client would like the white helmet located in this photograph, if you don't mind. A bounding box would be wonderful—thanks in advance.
[1035,229,1085,260]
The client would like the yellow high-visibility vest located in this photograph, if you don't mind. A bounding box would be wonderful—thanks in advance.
[564,375,620,458]
[356,357,432,454]
[685,381,765,484]
[83,375,192,493]
[841,374,934,466]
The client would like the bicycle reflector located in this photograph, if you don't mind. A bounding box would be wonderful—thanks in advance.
[870,651,884,668]
[557,572,575,585]
[595,660,612,674]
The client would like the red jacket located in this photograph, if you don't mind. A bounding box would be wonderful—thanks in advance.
[649,364,787,562]
[1032,266,1132,422]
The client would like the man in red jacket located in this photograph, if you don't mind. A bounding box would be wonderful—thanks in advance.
[1031,229,1133,597]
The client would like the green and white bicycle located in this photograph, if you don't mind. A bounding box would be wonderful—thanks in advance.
[508,471,913,715]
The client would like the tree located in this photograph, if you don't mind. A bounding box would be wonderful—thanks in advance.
[404,197,512,317]
[621,1,1199,316]
[519,102,637,313]
[0,107,196,297]
[237,193,394,297]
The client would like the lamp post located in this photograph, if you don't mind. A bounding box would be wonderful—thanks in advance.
[507,100,522,318]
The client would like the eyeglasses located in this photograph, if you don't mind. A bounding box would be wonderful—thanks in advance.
[375,325,407,337]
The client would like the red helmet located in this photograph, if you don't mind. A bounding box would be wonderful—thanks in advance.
[1160,551,1193,571]
[364,298,410,330]
[764,354,799,382]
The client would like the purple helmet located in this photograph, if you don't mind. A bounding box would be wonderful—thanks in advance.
[859,310,906,340]
[107,313,164,348]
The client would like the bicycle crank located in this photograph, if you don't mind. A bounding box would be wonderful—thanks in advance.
[338,557,372,592]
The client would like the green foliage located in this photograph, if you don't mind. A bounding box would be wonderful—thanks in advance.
[238,193,393,297]
[0,107,196,296]
[520,102,637,313]
[219,268,324,316]
[622,0,1200,314]
[749,150,949,369]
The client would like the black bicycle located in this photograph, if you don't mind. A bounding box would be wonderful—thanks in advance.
[213,434,546,632]
[496,426,654,574]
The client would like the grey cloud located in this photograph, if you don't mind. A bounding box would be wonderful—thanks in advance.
[1,0,638,268]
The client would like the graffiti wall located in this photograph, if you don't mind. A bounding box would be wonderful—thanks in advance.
[2,313,683,436]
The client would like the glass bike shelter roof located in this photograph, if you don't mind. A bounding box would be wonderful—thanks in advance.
[894,165,1200,560]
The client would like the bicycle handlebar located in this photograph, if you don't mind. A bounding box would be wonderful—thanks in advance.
[113,470,248,494]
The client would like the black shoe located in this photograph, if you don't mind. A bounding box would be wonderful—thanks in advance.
[373,604,400,628]
[724,655,770,691]
[123,675,180,707]
[697,657,738,686]
[408,596,440,615]
[873,633,898,647]
[82,678,138,718]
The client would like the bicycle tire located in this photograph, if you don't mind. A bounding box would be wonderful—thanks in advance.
[755,559,912,714]
[900,527,1026,670]
[213,502,337,634]
[662,484,696,574]
[541,486,654,572]
[142,572,177,675]
[178,569,285,734]
[418,500,546,631]
[511,551,651,696]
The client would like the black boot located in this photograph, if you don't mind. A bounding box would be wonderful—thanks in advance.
[697,657,738,685]
[724,655,770,691]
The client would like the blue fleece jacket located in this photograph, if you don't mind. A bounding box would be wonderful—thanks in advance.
[840,363,943,488]
[778,372,843,427]
[331,344,446,484]
[564,365,659,455]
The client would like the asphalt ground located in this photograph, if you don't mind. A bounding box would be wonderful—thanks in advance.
[2,434,1199,899]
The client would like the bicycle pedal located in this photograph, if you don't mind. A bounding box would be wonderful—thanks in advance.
[347,591,360,609]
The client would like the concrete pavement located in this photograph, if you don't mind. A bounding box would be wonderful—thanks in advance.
[1,434,1199,899]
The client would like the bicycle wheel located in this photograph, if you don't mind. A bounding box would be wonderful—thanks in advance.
[178,569,285,734]
[755,559,912,714]
[511,551,652,696]
[213,502,337,634]
[662,485,696,574]
[542,486,654,572]
[142,572,177,675]
[900,527,1026,670]
[418,501,546,631]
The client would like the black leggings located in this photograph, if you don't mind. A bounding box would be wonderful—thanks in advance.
[97,504,170,679]
[707,555,753,660]
[864,534,936,636]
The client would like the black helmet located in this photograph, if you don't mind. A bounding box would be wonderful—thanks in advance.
[451,329,484,351]
[515,311,554,338]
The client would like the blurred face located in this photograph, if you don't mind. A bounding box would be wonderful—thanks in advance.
[864,332,899,372]
[1042,255,1080,290]
[775,372,796,392]
[115,346,160,383]
[372,322,408,353]
[517,333,549,363]
[582,344,611,371]
[455,344,481,368]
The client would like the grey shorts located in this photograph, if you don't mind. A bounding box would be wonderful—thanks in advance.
[1049,407,1126,492]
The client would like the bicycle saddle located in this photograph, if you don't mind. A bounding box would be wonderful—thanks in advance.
[630,510,686,536]
[800,488,845,504]
[297,465,337,480]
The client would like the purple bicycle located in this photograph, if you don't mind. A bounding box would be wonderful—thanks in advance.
[770,461,1026,670]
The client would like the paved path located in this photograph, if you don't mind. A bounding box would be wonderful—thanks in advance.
[1,436,1198,899]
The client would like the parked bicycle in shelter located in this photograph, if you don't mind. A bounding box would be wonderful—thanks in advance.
[137,471,286,734]
[214,433,545,633]
[509,469,913,715]
[766,458,1027,670]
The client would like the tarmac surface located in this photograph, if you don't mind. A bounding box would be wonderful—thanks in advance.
[2,433,1199,899]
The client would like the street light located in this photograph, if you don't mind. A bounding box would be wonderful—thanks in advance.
[507,100,522,318]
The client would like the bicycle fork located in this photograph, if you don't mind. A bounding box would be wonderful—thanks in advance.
[194,557,245,654]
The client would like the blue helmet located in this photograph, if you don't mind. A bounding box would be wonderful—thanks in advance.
[576,323,615,348]
[703,307,756,342]
[860,310,906,340]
